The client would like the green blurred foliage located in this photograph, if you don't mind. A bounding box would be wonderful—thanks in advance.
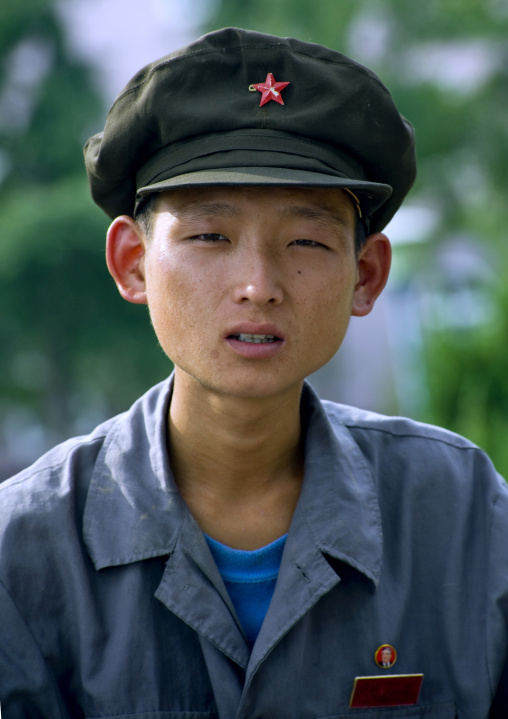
[424,295,508,476]
[0,0,171,473]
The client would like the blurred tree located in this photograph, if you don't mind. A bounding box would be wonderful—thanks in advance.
[0,0,171,477]
[424,283,508,476]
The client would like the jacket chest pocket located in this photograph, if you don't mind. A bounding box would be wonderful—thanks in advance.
[319,702,456,718]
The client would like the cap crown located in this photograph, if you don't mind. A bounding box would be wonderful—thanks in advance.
[84,28,416,232]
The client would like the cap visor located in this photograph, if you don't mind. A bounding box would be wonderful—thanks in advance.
[137,167,391,207]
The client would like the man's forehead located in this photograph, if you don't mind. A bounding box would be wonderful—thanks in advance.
[155,186,357,224]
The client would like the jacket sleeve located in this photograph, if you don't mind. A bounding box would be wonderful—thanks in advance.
[0,581,71,719]
[488,480,508,718]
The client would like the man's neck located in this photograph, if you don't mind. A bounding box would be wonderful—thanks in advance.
[167,369,305,549]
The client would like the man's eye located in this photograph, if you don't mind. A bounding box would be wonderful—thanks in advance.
[190,233,229,242]
[290,239,327,248]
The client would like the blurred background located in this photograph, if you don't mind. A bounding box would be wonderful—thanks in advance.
[1,0,508,479]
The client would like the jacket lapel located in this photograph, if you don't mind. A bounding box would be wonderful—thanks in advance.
[83,376,250,667]
[156,513,250,669]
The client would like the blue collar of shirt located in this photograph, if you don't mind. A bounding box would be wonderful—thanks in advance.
[83,374,382,586]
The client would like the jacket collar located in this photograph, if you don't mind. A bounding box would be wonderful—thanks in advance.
[83,376,382,585]
[83,375,184,570]
[295,384,383,585]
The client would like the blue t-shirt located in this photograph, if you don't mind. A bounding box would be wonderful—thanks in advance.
[205,533,287,647]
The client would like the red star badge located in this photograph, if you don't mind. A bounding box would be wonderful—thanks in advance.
[252,73,290,107]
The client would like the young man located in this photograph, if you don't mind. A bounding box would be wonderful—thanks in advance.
[1,27,507,719]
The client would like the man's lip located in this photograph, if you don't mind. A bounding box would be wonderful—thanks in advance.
[225,324,285,341]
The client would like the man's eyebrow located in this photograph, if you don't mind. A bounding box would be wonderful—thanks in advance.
[279,205,351,231]
[170,202,241,220]
[168,200,352,231]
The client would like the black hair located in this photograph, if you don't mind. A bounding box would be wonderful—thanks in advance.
[355,219,367,254]
[134,194,158,238]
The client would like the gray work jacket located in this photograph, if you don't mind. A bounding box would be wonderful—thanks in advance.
[1,377,508,719]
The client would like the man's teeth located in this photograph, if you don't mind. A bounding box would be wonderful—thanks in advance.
[234,333,278,343]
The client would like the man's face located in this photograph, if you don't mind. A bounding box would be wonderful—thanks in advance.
[382,648,392,664]
[140,185,362,400]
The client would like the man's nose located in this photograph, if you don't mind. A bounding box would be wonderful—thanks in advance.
[231,247,284,307]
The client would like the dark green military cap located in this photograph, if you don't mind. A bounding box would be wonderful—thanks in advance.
[84,27,416,233]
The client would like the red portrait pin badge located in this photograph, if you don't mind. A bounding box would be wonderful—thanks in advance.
[375,644,397,669]
[249,73,290,106]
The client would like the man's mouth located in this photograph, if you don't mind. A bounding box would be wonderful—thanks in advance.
[229,333,280,344]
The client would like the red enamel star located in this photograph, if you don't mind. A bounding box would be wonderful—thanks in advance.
[253,73,290,106]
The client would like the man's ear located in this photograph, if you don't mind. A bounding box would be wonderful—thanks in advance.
[351,232,391,317]
[106,215,148,304]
